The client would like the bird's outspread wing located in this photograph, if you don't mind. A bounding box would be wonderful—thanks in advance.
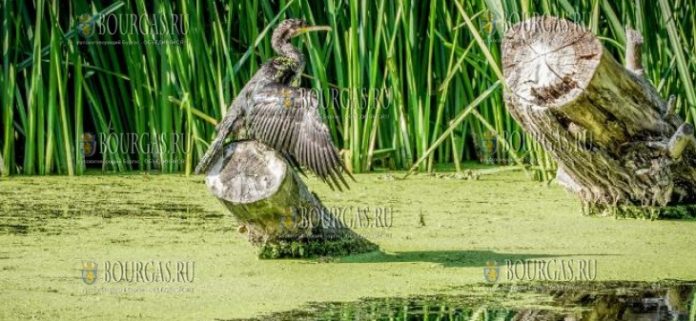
[194,103,242,175]
[194,74,258,175]
[249,84,353,190]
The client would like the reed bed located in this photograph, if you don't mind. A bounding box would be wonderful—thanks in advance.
[0,0,693,178]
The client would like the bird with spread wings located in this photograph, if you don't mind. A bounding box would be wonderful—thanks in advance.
[195,19,353,190]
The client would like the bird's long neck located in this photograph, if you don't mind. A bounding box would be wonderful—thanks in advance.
[275,42,305,85]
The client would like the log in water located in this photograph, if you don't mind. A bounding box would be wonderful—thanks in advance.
[205,140,377,258]
[502,17,696,217]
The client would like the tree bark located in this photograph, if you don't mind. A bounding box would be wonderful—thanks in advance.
[205,140,377,258]
[502,17,696,218]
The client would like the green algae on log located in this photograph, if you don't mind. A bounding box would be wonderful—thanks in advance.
[204,140,377,259]
[502,17,696,219]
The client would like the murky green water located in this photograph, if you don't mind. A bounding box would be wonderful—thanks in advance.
[234,282,695,321]
[2,172,696,320]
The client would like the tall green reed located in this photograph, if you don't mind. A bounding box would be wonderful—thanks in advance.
[0,0,693,179]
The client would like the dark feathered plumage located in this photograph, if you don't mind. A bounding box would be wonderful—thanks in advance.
[195,19,353,190]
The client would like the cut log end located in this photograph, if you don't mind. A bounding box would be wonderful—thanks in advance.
[503,17,696,217]
[205,141,287,204]
[502,16,602,108]
[204,140,378,258]
[668,123,695,159]
[625,27,644,76]
[665,95,677,117]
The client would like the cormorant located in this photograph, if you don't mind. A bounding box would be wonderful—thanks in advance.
[195,19,353,190]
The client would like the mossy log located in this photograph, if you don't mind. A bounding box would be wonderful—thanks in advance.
[502,17,696,218]
[205,140,377,258]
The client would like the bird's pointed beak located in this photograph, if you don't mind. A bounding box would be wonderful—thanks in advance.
[293,25,331,37]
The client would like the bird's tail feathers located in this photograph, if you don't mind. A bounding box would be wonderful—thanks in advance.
[194,138,224,175]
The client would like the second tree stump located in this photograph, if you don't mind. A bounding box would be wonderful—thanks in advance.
[502,17,696,218]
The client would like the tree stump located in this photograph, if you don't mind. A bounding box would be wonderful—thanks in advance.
[205,140,377,258]
[502,17,696,218]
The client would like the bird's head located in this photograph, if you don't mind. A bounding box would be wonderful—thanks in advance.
[271,19,331,52]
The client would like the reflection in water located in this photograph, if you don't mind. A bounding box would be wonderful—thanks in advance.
[231,281,695,321]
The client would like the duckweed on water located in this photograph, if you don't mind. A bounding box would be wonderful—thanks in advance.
[1,169,696,320]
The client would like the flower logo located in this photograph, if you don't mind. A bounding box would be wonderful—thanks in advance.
[77,14,96,38]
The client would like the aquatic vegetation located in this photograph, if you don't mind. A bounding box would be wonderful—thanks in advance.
[1,171,696,319]
[2,1,694,178]
[241,281,696,321]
